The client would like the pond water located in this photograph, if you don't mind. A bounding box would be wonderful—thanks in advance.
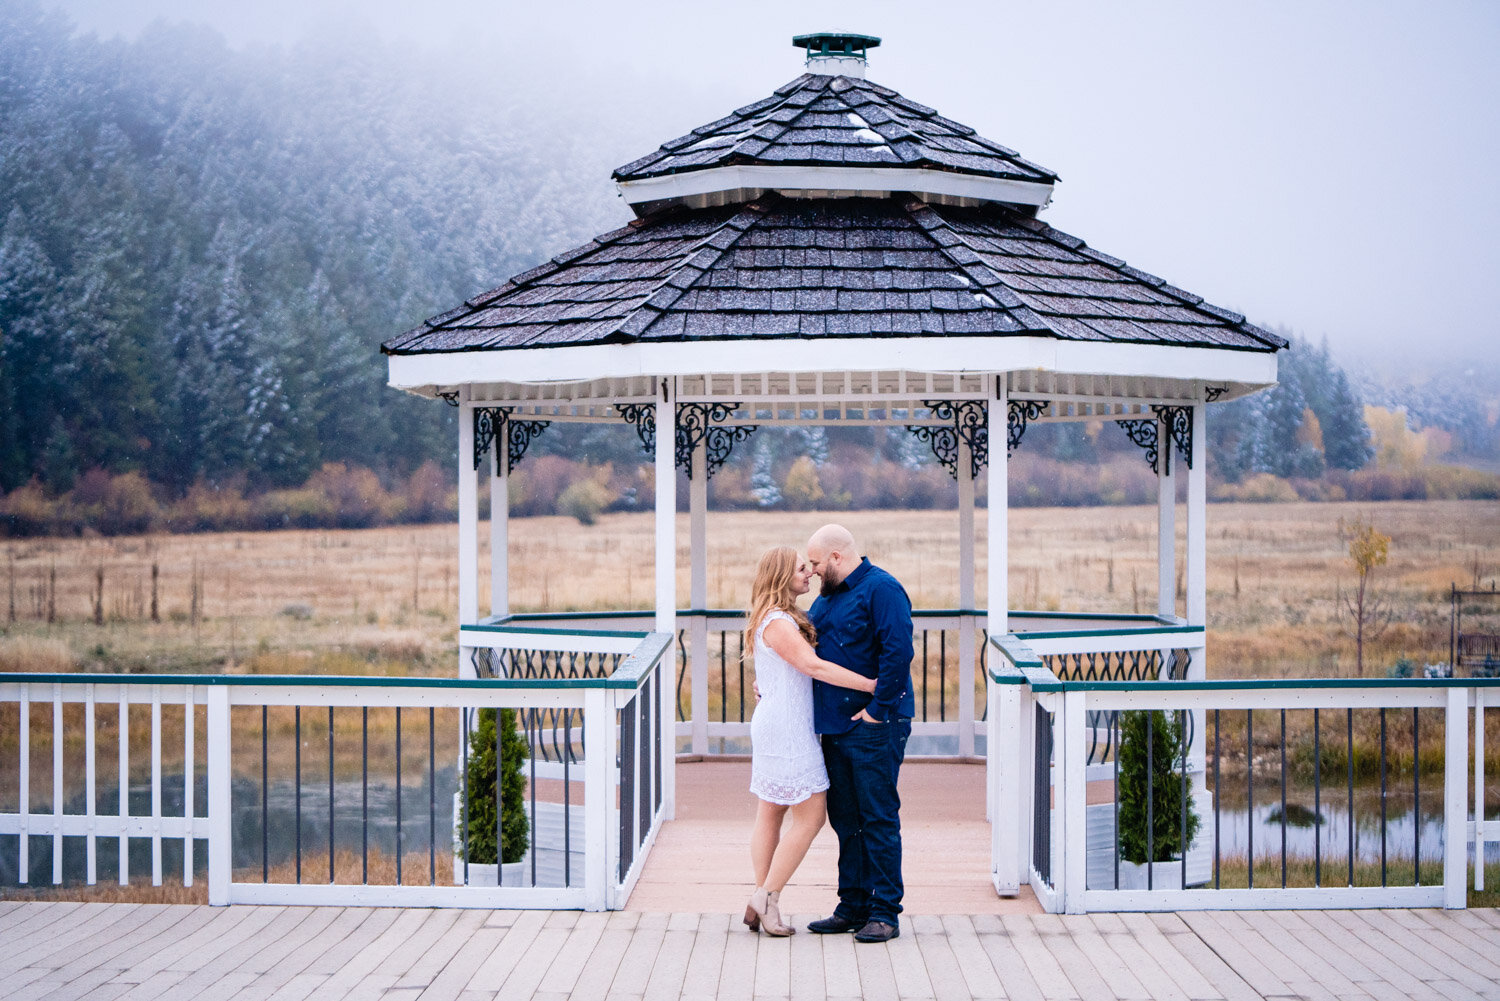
[6,764,1499,888]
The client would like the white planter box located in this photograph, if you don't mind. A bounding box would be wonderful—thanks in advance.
[1087,789,1214,889]
[451,791,532,886]
[1116,859,1186,891]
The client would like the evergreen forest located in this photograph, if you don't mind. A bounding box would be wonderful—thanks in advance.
[1,3,1495,536]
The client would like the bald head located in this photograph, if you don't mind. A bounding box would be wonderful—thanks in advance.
[807,524,860,593]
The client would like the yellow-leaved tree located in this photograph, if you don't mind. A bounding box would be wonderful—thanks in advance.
[1338,516,1391,676]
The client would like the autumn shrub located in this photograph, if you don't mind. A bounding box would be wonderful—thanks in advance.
[510,455,582,516]
[305,462,397,528]
[167,480,253,532]
[557,477,615,525]
[0,481,63,536]
[1211,472,1300,503]
[781,456,824,509]
[254,487,337,528]
[93,471,163,535]
[399,459,454,523]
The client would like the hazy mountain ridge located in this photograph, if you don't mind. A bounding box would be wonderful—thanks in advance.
[0,2,1493,527]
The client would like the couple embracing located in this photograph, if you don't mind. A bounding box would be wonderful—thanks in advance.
[743,524,914,943]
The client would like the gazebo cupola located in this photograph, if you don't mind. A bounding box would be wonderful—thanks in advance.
[613,33,1058,217]
[383,34,1286,868]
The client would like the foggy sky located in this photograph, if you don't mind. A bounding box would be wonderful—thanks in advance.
[42,0,1500,373]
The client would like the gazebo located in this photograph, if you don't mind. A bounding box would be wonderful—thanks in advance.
[382,32,1284,905]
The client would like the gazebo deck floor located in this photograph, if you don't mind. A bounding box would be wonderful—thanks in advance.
[630,759,1041,916]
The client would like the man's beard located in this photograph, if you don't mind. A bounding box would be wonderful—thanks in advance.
[819,569,842,597]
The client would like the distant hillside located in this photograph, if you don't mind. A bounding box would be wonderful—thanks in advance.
[0,1,627,494]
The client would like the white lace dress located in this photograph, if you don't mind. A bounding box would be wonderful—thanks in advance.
[749,610,830,805]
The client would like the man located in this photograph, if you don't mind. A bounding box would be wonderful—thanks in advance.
[804,524,914,943]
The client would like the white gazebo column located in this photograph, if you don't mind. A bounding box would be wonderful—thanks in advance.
[491,443,508,618]
[655,380,678,817]
[987,378,1021,896]
[689,442,709,755]
[957,435,976,758]
[457,397,479,631]
[1157,431,1177,621]
[1185,404,1207,642]
[1186,402,1208,791]
[986,381,1008,659]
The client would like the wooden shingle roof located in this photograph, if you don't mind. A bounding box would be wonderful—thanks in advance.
[613,73,1057,187]
[382,195,1285,356]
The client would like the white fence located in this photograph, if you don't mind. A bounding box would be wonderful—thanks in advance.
[988,633,1491,912]
[0,629,672,910]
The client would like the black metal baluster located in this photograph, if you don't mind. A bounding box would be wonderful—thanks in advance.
[1213,708,1221,889]
[504,705,510,882]
[640,677,653,851]
[922,631,929,721]
[1380,707,1388,886]
[1413,706,1420,885]
[262,705,269,883]
[328,706,335,883]
[654,671,663,812]
[1347,707,1355,886]
[1313,708,1321,886]
[736,633,745,725]
[720,631,727,725]
[1146,710,1155,890]
[1180,708,1188,891]
[295,706,302,883]
[564,708,572,888]
[428,706,435,886]
[461,707,470,885]
[1247,709,1254,889]
[939,630,947,723]
[1280,708,1287,888]
[1034,706,1051,886]
[395,707,402,886]
[1114,710,1120,889]
[362,705,369,884]
[530,709,539,887]
[619,702,636,881]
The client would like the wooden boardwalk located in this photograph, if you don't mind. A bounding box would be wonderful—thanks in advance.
[3,900,1499,1000]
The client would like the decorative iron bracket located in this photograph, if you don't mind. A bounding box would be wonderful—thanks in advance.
[1204,386,1226,403]
[1156,405,1193,471]
[1115,418,1160,474]
[473,406,551,473]
[1116,405,1192,475]
[675,402,758,480]
[437,390,460,407]
[905,399,989,479]
[615,401,758,480]
[615,403,656,456]
[1007,399,1048,455]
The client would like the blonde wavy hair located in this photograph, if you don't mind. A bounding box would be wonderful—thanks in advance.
[744,546,817,658]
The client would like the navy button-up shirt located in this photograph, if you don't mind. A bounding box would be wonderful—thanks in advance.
[808,557,915,734]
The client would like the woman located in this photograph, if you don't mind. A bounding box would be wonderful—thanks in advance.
[743,546,876,936]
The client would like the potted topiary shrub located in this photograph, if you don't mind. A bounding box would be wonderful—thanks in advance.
[1115,708,1199,889]
[454,706,530,884]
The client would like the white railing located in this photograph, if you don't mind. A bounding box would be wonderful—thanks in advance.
[988,633,1486,913]
[484,608,1198,760]
[0,629,672,910]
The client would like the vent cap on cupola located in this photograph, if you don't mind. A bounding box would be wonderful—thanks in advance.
[614,33,1058,217]
[793,31,880,79]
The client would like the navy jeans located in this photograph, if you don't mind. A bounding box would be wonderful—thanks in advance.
[821,717,911,927]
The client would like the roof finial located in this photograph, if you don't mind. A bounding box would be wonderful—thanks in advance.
[792,32,880,79]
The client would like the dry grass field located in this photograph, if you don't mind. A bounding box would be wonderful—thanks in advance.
[0,499,1494,679]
